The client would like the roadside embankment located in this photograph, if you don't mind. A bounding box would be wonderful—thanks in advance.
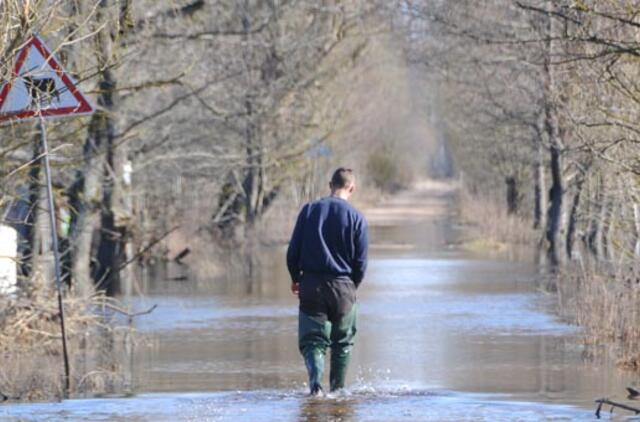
[0,285,131,402]
[459,188,640,370]
[457,189,537,256]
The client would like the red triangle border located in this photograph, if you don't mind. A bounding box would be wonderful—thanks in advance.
[0,36,94,123]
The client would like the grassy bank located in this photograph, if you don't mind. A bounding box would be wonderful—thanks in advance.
[0,284,133,401]
[460,189,640,370]
[458,190,536,255]
[558,261,640,369]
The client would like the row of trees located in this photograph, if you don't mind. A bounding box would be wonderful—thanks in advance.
[391,0,640,352]
[394,0,640,268]
[1,1,438,296]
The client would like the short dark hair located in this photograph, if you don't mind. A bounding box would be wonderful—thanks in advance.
[330,167,355,189]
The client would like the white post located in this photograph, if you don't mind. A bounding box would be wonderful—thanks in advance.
[0,224,18,295]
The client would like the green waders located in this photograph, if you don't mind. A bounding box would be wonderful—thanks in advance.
[298,274,358,393]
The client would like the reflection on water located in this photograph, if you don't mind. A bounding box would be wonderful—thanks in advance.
[0,192,636,420]
[0,388,597,421]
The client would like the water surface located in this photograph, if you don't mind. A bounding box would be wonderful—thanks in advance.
[1,188,635,420]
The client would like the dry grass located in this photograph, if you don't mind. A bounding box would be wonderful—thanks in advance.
[557,260,640,369]
[458,189,536,250]
[0,280,134,401]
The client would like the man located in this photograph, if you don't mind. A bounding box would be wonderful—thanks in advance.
[286,167,369,396]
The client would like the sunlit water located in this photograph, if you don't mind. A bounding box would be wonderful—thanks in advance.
[1,192,637,421]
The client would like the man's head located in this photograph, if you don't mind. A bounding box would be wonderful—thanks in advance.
[329,167,356,200]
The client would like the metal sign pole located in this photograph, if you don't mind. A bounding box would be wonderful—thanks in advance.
[39,115,71,398]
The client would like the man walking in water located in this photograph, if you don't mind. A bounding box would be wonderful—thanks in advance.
[287,168,369,396]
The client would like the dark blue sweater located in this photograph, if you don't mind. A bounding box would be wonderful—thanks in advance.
[286,196,368,287]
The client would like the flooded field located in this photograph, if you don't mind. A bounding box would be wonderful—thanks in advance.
[1,185,636,421]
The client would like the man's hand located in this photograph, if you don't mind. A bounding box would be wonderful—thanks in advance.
[291,282,300,296]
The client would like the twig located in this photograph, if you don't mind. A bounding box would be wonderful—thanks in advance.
[101,303,157,323]
[5,144,73,178]
[595,398,640,418]
[115,225,180,271]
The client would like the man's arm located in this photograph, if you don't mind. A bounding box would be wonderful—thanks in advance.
[351,216,369,287]
[286,204,307,285]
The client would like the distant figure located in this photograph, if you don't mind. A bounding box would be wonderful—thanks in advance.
[22,76,60,107]
[287,167,369,396]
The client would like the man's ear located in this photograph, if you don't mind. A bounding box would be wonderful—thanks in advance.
[349,184,355,193]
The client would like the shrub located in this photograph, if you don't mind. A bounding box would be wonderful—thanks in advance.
[366,146,412,193]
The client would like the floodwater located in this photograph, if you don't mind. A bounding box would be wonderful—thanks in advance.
[1,185,637,421]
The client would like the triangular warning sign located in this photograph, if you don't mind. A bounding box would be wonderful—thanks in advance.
[0,35,94,123]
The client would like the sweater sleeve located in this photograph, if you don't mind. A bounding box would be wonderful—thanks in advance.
[286,204,307,284]
[351,215,369,287]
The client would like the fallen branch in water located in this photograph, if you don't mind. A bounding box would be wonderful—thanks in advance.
[102,302,158,323]
[595,398,640,418]
[116,225,181,271]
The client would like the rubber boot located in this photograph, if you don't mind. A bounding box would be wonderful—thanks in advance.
[329,303,357,392]
[329,351,351,391]
[299,311,331,395]
[304,349,325,395]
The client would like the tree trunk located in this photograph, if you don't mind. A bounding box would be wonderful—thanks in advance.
[633,203,640,257]
[586,175,603,256]
[565,177,585,259]
[594,191,609,259]
[240,4,276,243]
[533,121,546,230]
[33,141,55,286]
[69,0,121,297]
[93,0,124,295]
[545,147,564,266]
[21,137,42,280]
[505,176,519,215]
[543,1,565,267]
[602,199,616,262]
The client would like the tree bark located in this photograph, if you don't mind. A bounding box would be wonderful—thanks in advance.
[633,203,640,257]
[594,184,609,259]
[505,176,519,215]
[69,0,121,297]
[585,175,603,256]
[94,0,124,295]
[545,146,564,266]
[28,136,55,287]
[565,176,585,259]
[543,1,565,267]
[533,119,547,230]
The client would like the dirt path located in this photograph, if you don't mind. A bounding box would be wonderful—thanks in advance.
[361,180,458,227]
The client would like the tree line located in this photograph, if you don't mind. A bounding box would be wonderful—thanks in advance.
[394,0,640,267]
[392,0,640,354]
[1,1,437,296]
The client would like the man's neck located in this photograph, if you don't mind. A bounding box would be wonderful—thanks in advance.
[331,190,350,201]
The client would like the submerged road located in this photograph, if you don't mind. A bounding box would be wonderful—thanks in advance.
[1,181,632,421]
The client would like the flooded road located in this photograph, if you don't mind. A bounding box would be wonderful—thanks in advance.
[1,183,635,420]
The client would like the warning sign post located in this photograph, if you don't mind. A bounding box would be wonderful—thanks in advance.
[0,35,96,398]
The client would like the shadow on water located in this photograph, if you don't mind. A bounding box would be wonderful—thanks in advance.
[0,186,636,420]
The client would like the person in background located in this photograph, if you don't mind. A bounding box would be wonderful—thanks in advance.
[286,167,369,396]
